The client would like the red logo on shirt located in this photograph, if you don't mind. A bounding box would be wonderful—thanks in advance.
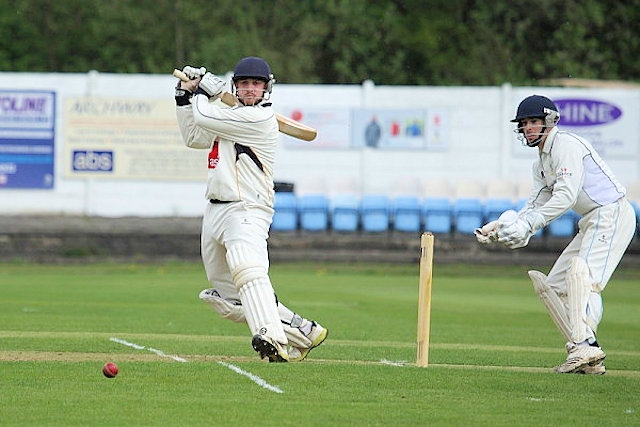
[557,167,572,178]
[208,139,220,169]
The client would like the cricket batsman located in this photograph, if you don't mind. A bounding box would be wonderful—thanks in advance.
[475,95,637,374]
[174,57,327,362]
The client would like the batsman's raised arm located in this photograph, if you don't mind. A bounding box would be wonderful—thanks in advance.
[174,65,218,149]
[191,93,278,146]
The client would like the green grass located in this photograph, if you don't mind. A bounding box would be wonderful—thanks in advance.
[1,261,639,426]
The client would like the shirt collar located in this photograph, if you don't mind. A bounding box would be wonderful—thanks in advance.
[541,127,559,154]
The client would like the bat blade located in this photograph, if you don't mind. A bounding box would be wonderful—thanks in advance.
[276,114,317,141]
[173,69,316,141]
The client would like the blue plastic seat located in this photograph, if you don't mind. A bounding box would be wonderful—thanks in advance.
[392,196,422,232]
[330,194,360,232]
[483,198,515,223]
[547,210,578,237]
[422,197,452,234]
[271,192,297,231]
[298,194,329,231]
[453,198,484,234]
[360,195,390,232]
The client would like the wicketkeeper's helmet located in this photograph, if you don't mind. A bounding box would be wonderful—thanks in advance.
[511,95,560,147]
[511,95,559,126]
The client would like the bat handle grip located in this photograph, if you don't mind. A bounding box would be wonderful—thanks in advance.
[173,69,189,82]
[172,69,237,108]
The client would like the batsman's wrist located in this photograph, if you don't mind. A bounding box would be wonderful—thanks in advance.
[175,86,192,106]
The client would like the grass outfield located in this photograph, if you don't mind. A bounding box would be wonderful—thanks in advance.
[1,261,639,426]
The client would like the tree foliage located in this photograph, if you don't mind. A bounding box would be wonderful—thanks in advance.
[0,0,638,85]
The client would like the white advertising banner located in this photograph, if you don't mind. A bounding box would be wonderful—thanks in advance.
[555,94,638,158]
[280,108,351,149]
[63,97,207,180]
[281,107,451,150]
[510,90,639,160]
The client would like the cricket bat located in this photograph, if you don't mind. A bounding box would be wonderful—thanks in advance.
[173,69,317,142]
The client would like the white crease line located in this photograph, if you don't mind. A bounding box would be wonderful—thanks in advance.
[109,337,283,393]
[380,359,407,366]
[109,337,144,350]
[217,361,284,394]
[147,347,188,363]
[110,337,187,362]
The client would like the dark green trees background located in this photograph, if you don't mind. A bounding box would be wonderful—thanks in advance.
[1,0,638,85]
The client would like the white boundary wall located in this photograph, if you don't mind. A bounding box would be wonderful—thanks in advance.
[0,71,638,217]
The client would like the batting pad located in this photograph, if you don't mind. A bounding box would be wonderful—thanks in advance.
[238,278,287,344]
[528,270,571,341]
[279,311,313,349]
[226,243,267,291]
[199,288,314,348]
[199,289,245,323]
[566,256,593,343]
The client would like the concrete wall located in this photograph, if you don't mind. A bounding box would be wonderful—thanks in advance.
[1,71,638,217]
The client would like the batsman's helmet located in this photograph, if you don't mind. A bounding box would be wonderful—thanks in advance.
[511,95,560,127]
[232,56,275,94]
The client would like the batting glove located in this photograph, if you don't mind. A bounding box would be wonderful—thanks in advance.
[195,72,226,98]
[182,66,207,79]
[497,210,545,249]
[174,66,206,106]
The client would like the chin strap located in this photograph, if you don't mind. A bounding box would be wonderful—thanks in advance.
[526,136,543,147]
[524,127,550,147]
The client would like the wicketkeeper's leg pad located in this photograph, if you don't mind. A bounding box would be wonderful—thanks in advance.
[566,256,595,343]
[586,292,602,334]
[528,270,571,341]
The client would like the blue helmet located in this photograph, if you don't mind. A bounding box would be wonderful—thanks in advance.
[232,57,275,94]
[511,95,559,123]
[511,95,560,147]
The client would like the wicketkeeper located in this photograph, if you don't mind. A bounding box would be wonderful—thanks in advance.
[476,95,636,374]
[174,57,327,362]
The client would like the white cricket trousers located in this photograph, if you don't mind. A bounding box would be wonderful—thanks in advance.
[200,200,274,301]
[546,197,637,327]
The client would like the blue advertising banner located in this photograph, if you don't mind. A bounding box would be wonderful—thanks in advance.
[0,90,55,189]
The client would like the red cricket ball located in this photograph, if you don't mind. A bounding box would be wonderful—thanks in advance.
[102,362,119,378]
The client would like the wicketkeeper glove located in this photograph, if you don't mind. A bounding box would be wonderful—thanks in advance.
[474,220,498,245]
[497,210,545,249]
[195,72,226,98]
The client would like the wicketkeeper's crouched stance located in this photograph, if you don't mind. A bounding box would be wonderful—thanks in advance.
[475,95,636,374]
[174,57,327,362]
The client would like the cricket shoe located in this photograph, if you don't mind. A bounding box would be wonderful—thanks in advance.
[577,361,606,375]
[554,344,606,374]
[251,334,289,363]
[288,321,328,362]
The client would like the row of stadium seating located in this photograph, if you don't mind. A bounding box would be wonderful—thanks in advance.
[271,192,640,237]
